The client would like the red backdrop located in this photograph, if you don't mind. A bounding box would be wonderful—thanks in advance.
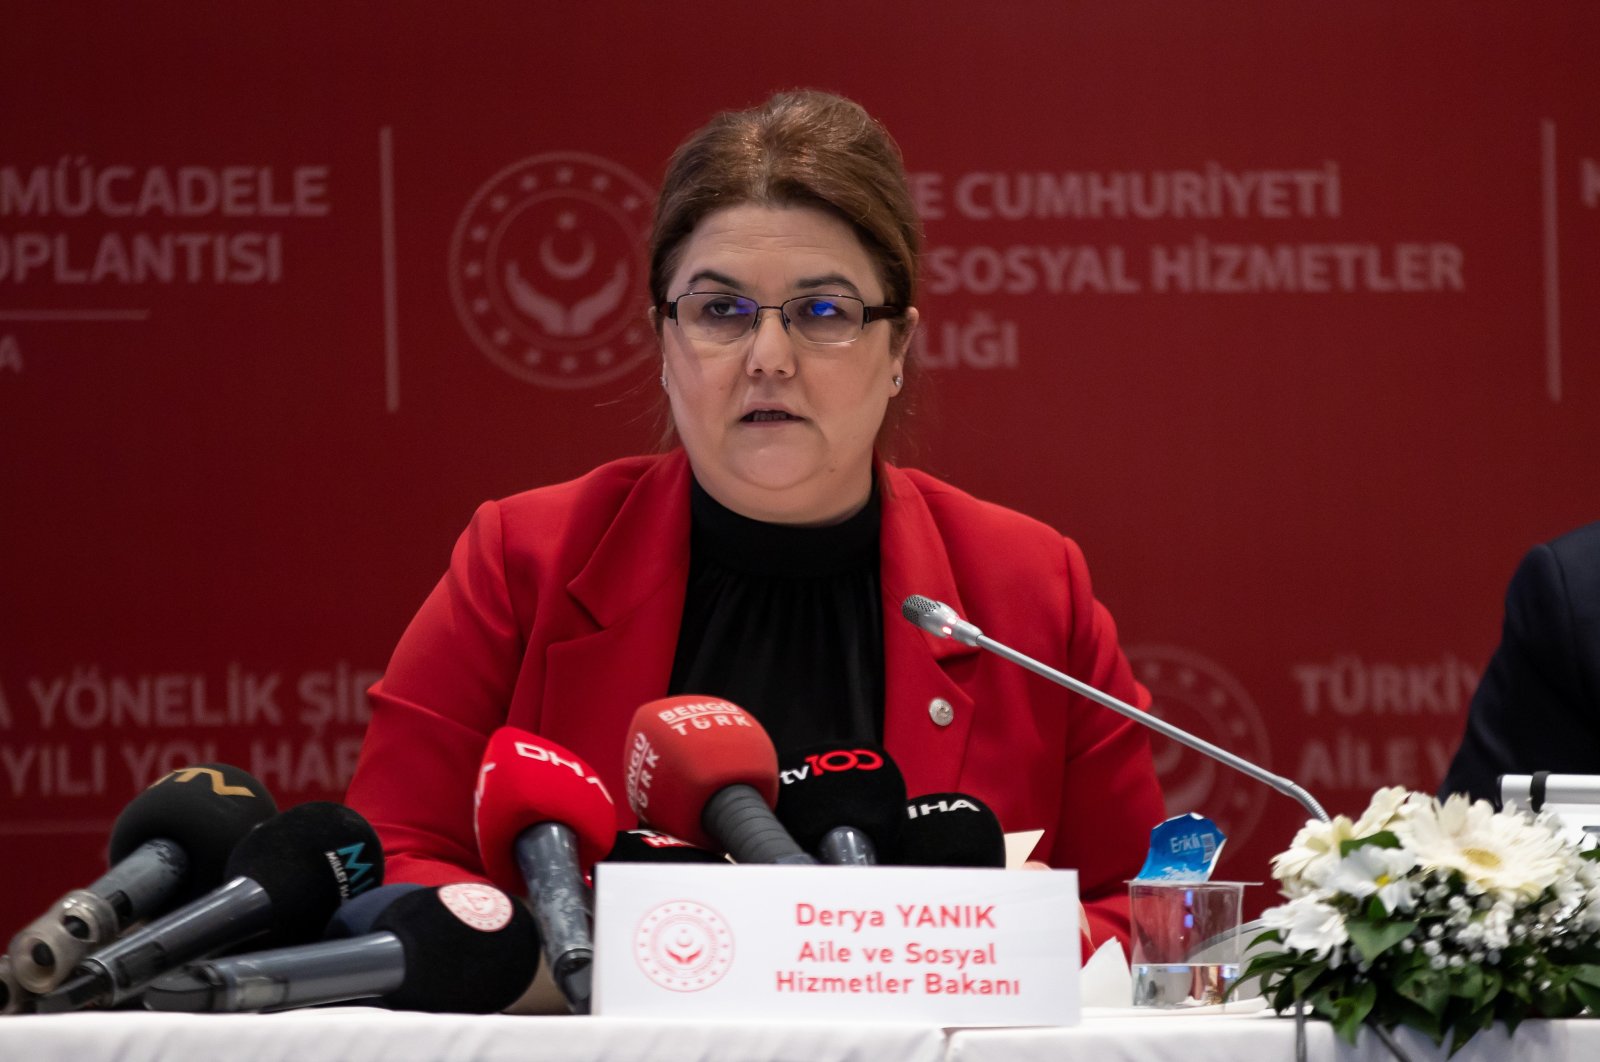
[3,3,1598,928]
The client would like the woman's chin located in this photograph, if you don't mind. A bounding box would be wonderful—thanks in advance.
[707,461,860,523]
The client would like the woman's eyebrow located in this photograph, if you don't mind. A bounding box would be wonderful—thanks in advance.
[682,268,742,291]
[793,273,864,297]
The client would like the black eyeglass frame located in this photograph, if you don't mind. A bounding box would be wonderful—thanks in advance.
[657,291,906,344]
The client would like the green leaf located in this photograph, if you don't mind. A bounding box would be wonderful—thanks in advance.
[1242,950,1302,977]
[1292,964,1327,1000]
[1570,964,1600,990]
[1388,996,1445,1043]
[1448,1011,1488,1057]
[1450,964,1485,999]
[1395,968,1448,1016]
[1346,918,1417,962]
[1570,980,1600,1016]
[1248,928,1283,949]
[1339,830,1402,857]
[1330,980,1378,1045]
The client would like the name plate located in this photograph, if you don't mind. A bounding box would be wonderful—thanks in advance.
[593,864,1080,1025]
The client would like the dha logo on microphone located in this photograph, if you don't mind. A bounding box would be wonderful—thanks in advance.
[634,900,734,992]
[1126,645,1272,848]
[448,152,656,389]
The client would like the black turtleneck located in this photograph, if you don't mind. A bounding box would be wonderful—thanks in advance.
[667,476,886,757]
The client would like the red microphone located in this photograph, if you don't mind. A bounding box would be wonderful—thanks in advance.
[474,728,614,1014]
[623,696,817,864]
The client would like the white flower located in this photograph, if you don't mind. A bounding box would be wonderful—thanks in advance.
[1328,845,1421,913]
[1395,794,1573,903]
[1479,899,1514,951]
[1354,786,1412,835]
[1273,788,1415,896]
[1261,897,1349,961]
[1272,816,1356,892]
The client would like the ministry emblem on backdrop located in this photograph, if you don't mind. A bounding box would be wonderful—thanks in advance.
[449,153,656,389]
[1125,645,1272,848]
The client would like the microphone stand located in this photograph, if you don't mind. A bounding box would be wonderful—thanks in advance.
[901,596,1420,1062]
[902,595,1328,823]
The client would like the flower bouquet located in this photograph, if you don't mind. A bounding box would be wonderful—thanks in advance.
[1243,787,1600,1054]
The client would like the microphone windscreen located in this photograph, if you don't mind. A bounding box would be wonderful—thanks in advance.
[108,763,276,900]
[377,884,539,1013]
[225,802,385,943]
[323,883,426,940]
[895,792,1007,868]
[601,829,727,864]
[474,728,616,894]
[623,696,778,849]
[775,743,907,854]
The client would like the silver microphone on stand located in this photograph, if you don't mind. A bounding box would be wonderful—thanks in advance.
[901,594,1329,823]
[901,596,1426,1062]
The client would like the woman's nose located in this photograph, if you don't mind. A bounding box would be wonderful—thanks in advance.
[744,306,797,377]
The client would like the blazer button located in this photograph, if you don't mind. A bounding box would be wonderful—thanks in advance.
[928,698,955,727]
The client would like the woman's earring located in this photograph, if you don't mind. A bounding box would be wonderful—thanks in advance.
[660,373,668,390]
[892,375,903,389]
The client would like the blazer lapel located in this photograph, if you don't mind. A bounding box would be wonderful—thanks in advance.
[540,452,692,817]
[878,462,980,798]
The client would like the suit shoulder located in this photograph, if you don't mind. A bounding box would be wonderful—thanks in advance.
[898,466,1067,550]
[496,454,662,515]
[488,453,670,556]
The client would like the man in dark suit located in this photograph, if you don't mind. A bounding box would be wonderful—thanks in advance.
[1440,521,1600,804]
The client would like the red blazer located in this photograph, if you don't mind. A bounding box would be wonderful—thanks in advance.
[345,450,1165,950]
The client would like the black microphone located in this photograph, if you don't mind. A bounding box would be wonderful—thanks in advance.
[37,802,382,1012]
[7,763,275,993]
[1,955,31,1015]
[323,883,427,940]
[599,829,729,865]
[775,743,906,865]
[144,884,538,1014]
[901,594,1330,823]
[896,792,1007,868]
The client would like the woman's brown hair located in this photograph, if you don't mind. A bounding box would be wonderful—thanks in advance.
[649,90,923,446]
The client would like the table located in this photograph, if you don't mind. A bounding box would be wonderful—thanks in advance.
[2,1007,1595,1061]
[950,1008,1600,1062]
[0,1010,948,1062]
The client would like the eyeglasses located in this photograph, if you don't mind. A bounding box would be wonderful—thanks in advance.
[658,292,904,348]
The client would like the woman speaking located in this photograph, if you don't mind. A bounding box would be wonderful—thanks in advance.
[346,90,1165,950]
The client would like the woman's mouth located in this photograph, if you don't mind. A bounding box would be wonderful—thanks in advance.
[742,410,802,423]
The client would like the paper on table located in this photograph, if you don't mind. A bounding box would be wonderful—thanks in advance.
[1079,938,1132,1007]
[1003,829,1045,869]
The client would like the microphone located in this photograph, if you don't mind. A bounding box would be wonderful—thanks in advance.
[901,595,1330,824]
[775,743,906,865]
[601,829,728,865]
[624,695,817,865]
[323,883,428,940]
[1500,773,1600,811]
[1,955,30,1015]
[144,883,538,1014]
[37,802,382,1012]
[896,792,1008,868]
[7,762,276,993]
[474,728,614,1015]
